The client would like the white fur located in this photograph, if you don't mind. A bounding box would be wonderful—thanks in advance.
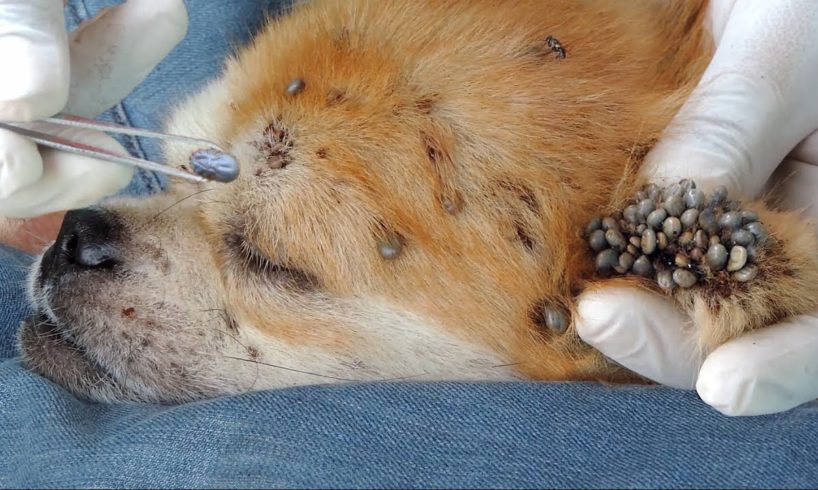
[222,297,520,392]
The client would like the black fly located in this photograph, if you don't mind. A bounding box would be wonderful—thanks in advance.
[545,35,566,60]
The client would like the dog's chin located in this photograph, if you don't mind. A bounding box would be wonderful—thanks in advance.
[17,313,128,403]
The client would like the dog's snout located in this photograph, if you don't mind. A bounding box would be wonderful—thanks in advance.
[52,208,122,270]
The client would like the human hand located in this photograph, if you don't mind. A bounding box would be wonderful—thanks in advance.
[0,0,187,251]
[575,0,818,416]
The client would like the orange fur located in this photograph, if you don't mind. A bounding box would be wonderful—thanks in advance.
[197,0,715,381]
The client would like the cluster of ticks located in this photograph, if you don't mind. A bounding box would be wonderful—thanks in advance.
[585,180,769,291]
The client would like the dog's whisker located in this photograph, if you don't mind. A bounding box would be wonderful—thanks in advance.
[218,354,359,382]
[138,188,216,231]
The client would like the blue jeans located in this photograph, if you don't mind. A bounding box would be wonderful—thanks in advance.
[2,1,818,488]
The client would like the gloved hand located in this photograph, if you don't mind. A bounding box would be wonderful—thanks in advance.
[0,0,188,220]
[576,0,818,416]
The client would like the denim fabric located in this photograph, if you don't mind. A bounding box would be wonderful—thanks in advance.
[2,1,818,488]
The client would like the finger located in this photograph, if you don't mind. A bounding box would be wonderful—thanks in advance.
[643,0,818,197]
[790,128,818,166]
[763,156,818,222]
[0,125,133,218]
[0,128,44,199]
[0,212,64,254]
[575,286,702,389]
[64,0,188,118]
[697,312,818,416]
[0,0,69,120]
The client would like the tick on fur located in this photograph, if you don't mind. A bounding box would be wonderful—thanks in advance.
[542,305,567,333]
[441,193,463,215]
[545,35,566,59]
[286,78,306,96]
[377,231,405,260]
[122,307,136,318]
[531,301,568,334]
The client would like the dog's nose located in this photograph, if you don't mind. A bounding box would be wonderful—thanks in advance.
[51,208,122,270]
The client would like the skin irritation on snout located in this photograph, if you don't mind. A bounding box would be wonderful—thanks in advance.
[18,0,818,403]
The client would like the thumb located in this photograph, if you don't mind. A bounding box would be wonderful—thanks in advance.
[644,0,818,197]
[697,312,818,416]
[65,0,188,118]
[575,285,702,389]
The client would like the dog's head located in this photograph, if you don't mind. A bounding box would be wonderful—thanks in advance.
[18,0,703,403]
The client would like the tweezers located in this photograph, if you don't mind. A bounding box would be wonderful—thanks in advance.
[0,114,239,184]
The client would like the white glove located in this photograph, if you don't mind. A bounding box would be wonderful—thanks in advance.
[576,0,818,416]
[0,0,188,219]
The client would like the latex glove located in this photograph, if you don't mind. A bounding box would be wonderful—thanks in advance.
[0,0,188,219]
[576,0,818,416]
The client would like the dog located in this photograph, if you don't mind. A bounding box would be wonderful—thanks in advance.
[19,0,818,403]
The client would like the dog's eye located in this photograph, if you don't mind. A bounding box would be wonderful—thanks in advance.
[224,233,320,291]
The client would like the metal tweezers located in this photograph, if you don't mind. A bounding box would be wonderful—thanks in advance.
[0,114,240,184]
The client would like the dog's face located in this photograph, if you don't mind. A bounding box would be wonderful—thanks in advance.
[18,0,707,403]
[20,81,531,402]
[22,187,522,403]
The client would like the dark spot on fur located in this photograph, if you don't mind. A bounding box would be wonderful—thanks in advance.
[516,223,536,250]
[254,168,264,177]
[328,187,344,206]
[122,331,131,340]
[704,293,723,314]
[519,188,538,213]
[121,307,136,318]
[225,312,239,333]
[180,165,189,172]
[140,338,152,348]
[422,131,464,214]
[316,147,328,159]
[143,240,171,273]
[499,181,539,214]
[559,174,581,192]
[224,232,243,252]
[145,320,159,330]
[252,121,292,169]
[414,96,436,114]
[426,142,441,163]
[247,346,260,360]
[326,89,347,106]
